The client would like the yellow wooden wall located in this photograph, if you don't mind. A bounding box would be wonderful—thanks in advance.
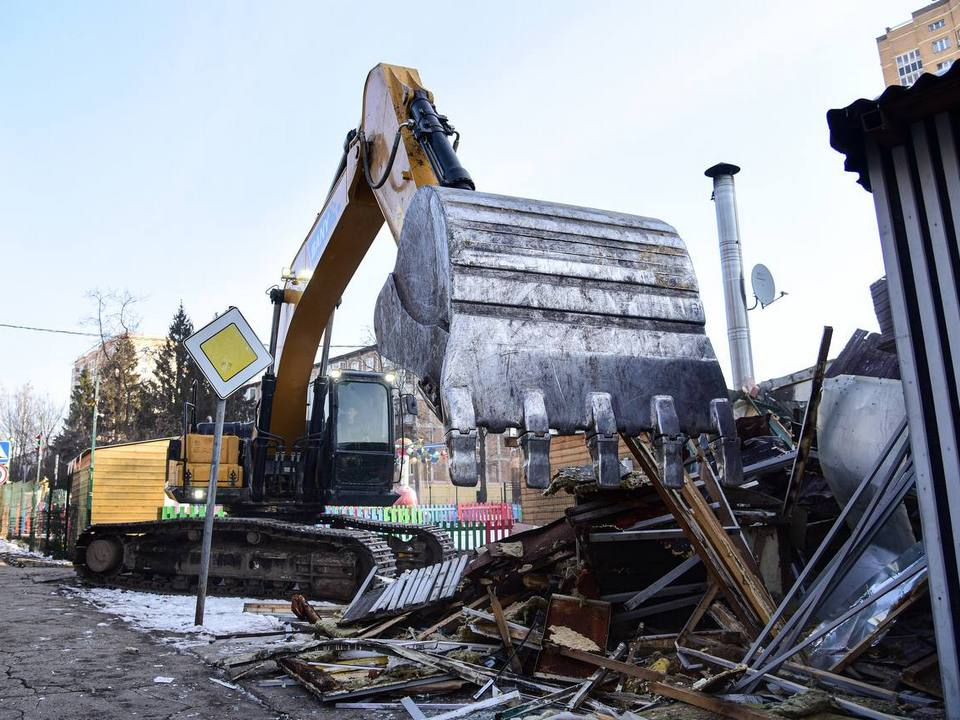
[518,435,631,526]
[69,439,170,542]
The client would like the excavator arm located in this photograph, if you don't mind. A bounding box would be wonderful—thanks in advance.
[265,63,740,491]
[268,65,467,445]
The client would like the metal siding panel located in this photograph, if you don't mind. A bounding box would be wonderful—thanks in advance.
[912,120,960,433]
[867,137,960,703]
[896,134,960,503]
[930,113,960,406]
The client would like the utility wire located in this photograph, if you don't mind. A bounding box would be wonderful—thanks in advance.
[0,322,102,337]
[0,321,373,348]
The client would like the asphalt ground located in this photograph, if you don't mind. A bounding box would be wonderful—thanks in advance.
[0,563,384,720]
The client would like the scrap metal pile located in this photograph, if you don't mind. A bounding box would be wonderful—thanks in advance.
[218,386,941,719]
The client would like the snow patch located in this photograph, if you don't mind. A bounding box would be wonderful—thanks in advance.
[64,586,292,638]
[0,538,72,564]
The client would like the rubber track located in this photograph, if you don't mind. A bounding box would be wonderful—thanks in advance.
[74,517,396,599]
[319,514,456,567]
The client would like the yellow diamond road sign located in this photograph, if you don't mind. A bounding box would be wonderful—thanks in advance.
[184,307,273,399]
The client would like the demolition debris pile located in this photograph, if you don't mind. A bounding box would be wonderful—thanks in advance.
[212,392,939,719]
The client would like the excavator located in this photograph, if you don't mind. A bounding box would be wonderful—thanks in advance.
[74,63,738,601]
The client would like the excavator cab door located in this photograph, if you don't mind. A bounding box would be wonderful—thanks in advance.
[326,372,399,506]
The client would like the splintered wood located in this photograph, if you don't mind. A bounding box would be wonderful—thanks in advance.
[621,435,779,638]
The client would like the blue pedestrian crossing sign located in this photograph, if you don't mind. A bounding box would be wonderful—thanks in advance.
[0,440,9,466]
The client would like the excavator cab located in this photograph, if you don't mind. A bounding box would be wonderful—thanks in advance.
[239,365,400,511]
[310,369,399,507]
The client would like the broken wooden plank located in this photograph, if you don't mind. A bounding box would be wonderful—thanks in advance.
[555,646,664,681]
[678,582,720,644]
[782,325,833,518]
[243,601,338,616]
[697,456,764,579]
[462,608,544,644]
[622,435,777,636]
[566,643,626,710]
[649,680,776,720]
[320,674,461,701]
[487,586,523,672]
[901,653,942,698]
[358,611,413,639]
[415,596,487,641]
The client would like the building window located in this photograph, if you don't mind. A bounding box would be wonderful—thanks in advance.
[930,19,946,31]
[896,48,924,85]
[938,59,954,72]
[933,36,950,53]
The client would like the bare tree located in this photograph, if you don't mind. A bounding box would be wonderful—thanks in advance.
[81,289,154,443]
[85,288,140,341]
[0,383,63,483]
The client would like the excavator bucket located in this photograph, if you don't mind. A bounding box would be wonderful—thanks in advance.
[375,186,739,490]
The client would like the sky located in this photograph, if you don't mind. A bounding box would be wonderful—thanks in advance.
[0,1,919,416]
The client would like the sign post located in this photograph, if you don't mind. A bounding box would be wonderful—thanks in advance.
[184,307,272,626]
[194,397,226,626]
[0,440,9,488]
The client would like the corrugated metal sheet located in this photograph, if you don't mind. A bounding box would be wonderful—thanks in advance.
[828,66,960,704]
[340,555,469,624]
[825,329,900,380]
[828,61,960,190]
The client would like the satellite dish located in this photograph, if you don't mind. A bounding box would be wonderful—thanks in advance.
[751,264,777,307]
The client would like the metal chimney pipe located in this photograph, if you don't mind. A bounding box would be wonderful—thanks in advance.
[705,162,755,390]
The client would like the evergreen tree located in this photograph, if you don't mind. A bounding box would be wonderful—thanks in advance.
[98,334,144,443]
[152,303,197,435]
[149,302,257,433]
[49,368,96,469]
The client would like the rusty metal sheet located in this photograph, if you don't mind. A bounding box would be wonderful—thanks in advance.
[535,594,611,680]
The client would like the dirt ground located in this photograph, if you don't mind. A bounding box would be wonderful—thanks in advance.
[0,563,398,720]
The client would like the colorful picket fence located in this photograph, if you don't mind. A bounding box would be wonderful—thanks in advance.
[159,503,226,520]
[325,502,520,552]
[154,501,519,552]
[326,502,521,524]
[439,519,514,551]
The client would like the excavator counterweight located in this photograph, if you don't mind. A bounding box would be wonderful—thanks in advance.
[375,186,733,489]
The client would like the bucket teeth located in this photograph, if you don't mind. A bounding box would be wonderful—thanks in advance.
[651,396,685,488]
[709,398,743,487]
[587,392,620,488]
[444,386,478,487]
[375,186,732,490]
[519,390,551,489]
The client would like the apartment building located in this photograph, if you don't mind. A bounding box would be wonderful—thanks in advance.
[877,0,960,87]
